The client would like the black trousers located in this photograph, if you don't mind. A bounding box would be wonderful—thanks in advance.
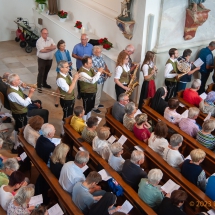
[115,84,126,101]
[165,80,177,101]
[37,58,53,87]
[12,113,27,132]
[198,72,210,94]
[138,81,149,110]
[28,109,49,123]
[60,98,75,120]
[80,93,96,115]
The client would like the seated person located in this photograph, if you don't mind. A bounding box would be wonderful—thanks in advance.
[133,113,151,142]
[72,171,104,214]
[23,115,44,148]
[123,102,136,131]
[150,87,168,116]
[196,119,215,150]
[0,171,25,211]
[138,169,164,210]
[30,205,47,215]
[164,98,183,125]
[163,134,184,171]
[50,143,70,179]
[7,186,35,215]
[183,79,202,107]
[35,123,56,165]
[92,126,111,160]
[108,142,125,172]
[0,158,19,186]
[199,91,215,116]
[122,150,147,191]
[70,106,85,133]
[157,190,188,215]
[82,116,98,144]
[148,121,168,157]
[179,107,200,138]
[205,174,215,201]
[59,151,89,193]
[181,149,206,191]
[112,93,129,123]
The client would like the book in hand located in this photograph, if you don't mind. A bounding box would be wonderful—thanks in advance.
[48,203,64,215]
[181,109,188,118]
[161,179,180,194]
[98,169,112,181]
[51,138,61,146]
[81,165,89,173]
[193,58,204,68]
[29,194,43,206]
[107,135,116,144]
[200,92,207,100]
[208,209,215,215]
[118,135,127,145]
[20,152,27,161]
[118,200,133,214]
[134,109,142,118]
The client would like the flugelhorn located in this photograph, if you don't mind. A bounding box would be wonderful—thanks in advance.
[92,67,112,77]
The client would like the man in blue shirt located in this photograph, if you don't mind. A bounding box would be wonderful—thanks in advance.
[198,41,215,94]
[72,34,93,99]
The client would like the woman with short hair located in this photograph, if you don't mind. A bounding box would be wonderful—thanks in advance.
[123,102,136,131]
[23,115,44,148]
[148,122,169,157]
[138,169,165,210]
[133,113,151,142]
[50,143,70,179]
[199,91,215,116]
[92,127,111,160]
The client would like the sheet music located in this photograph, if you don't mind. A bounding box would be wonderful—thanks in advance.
[208,209,215,215]
[134,145,144,152]
[29,194,43,206]
[79,147,87,151]
[107,135,116,144]
[181,109,188,118]
[81,165,89,172]
[200,92,207,100]
[134,109,142,118]
[98,169,112,181]
[118,135,127,145]
[118,200,133,214]
[48,203,64,215]
[193,58,204,67]
[204,112,211,121]
[51,138,61,146]
[97,116,102,125]
[20,152,27,161]
[161,179,180,193]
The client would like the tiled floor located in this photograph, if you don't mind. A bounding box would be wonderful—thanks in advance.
[0,40,115,214]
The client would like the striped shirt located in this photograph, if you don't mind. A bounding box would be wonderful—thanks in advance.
[196,130,215,150]
[92,55,106,84]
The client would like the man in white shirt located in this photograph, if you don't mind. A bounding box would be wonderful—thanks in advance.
[164,48,179,101]
[36,28,56,89]
[162,134,184,172]
[59,151,89,193]
[56,60,79,136]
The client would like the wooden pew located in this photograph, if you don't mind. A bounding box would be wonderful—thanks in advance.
[141,102,215,177]
[18,130,83,215]
[105,108,215,214]
[63,117,156,215]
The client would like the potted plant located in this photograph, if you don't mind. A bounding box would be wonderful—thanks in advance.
[58,10,68,22]
[35,0,47,12]
[74,21,82,33]
[98,38,113,50]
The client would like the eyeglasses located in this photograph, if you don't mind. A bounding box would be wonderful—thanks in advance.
[123,99,129,102]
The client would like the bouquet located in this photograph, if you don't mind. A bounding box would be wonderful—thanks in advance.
[74,21,82,29]
[58,10,68,19]
[98,38,113,50]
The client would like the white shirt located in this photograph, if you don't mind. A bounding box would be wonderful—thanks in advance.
[59,161,85,193]
[36,36,56,60]
[23,124,40,148]
[0,185,13,210]
[148,132,169,157]
[164,58,178,78]
[108,154,125,172]
[79,67,101,84]
[114,65,130,83]
[56,72,72,92]
[8,85,32,107]
[142,62,154,76]
[162,147,184,171]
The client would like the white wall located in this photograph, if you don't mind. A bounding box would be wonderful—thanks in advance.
[0,0,35,41]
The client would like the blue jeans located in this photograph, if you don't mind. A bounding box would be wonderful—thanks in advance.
[177,82,187,92]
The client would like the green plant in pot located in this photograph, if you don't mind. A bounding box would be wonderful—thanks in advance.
[35,0,47,12]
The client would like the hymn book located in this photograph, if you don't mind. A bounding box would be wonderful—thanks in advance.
[118,200,133,214]
[118,135,127,145]
[48,203,64,215]
[29,194,43,206]
[193,58,204,68]
[161,179,180,194]
[20,152,27,161]
[98,169,112,181]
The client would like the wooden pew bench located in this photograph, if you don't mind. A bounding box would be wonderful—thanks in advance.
[105,108,215,214]
[63,116,156,215]
[18,130,83,215]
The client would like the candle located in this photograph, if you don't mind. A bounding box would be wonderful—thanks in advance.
[81,27,85,34]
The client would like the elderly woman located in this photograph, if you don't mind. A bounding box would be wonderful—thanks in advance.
[181,149,206,191]
[123,102,136,131]
[133,113,151,142]
[196,119,215,150]
[108,142,124,172]
[138,169,165,210]
[199,91,215,116]
[0,158,19,186]
[148,122,168,157]
[164,98,183,124]
[50,143,70,179]
[7,186,35,215]
[23,115,44,148]
[82,116,98,144]
[92,127,111,160]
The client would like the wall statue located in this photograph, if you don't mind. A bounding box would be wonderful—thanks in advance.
[48,0,58,15]
[189,0,206,12]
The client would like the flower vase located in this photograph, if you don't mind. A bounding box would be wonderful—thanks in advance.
[74,28,80,33]
[59,18,66,22]
[38,4,45,12]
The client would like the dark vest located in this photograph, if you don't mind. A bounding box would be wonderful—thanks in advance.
[119,66,130,84]
[199,47,213,73]
[165,59,178,82]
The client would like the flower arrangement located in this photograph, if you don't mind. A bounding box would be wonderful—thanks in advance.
[58,10,68,19]
[98,38,113,50]
[74,21,82,29]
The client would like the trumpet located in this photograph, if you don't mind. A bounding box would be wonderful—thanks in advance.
[93,67,112,77]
